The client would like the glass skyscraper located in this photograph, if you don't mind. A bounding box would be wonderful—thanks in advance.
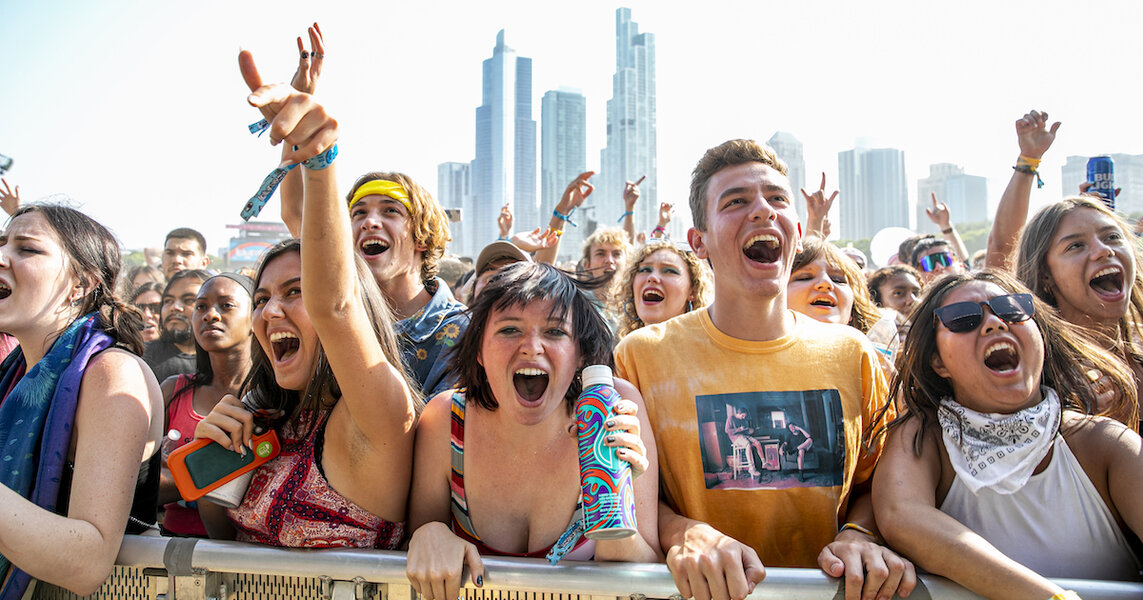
[541,88,587,263]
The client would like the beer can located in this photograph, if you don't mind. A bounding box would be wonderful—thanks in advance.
[1087,156,1115,210]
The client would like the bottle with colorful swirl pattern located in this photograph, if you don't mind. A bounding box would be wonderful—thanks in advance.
[576,365,637,540]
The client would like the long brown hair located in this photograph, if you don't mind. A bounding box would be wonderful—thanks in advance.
[881,270,1137,455]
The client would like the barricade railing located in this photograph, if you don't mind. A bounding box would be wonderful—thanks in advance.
[30,534,1143,600]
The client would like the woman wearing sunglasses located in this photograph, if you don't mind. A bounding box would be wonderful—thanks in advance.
[1016,196,1143,429]
[872,270,1143,599]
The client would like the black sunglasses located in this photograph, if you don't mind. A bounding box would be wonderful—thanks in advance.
[136,302,161,314]
[933,293,1035,333]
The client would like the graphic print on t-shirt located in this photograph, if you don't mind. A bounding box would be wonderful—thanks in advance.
[696,389,844,490]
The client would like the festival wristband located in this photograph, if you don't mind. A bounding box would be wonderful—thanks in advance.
[241,120,338,221]
[617,210,634,223]
[839,522,879,540]
[553,207,578,227]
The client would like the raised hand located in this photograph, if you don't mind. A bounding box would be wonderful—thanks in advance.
[925,192,951,229]
[510,227,559,253]
[802,172,838,238]
[559,171,595,211]
[240,51,338,166]
[1015,110,1061,160]
[290,23,325,94]
[0,178,21,216]
[657,202,674,228]
[624,175,646,211]
[497,203,513,239]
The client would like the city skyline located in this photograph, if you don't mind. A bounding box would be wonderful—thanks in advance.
[3,1,1141,253]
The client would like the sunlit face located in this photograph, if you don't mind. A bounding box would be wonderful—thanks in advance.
[162,237,208,279]
[134,290,162,342]
[1044,208,1135,328]
[688,162,801,300]
[0,212,81,339]
[160,277,202,343]
[787,257,854,326]
[350,194,425,290]
[585,242,626,280]
[252,252,318,391]
[930,281,1044,414]
[193,278,253,354]
[633,249,693,326]
[877,272,922,316]
[916,244,962,284]
[478,299,579,426]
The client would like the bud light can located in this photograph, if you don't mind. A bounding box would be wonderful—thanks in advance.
[575,365,637,540]
[1087,156,1115,210]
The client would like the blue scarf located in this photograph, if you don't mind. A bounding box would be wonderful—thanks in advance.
[0,314,113,599]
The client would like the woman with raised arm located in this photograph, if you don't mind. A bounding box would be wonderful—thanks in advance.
[873,270,1143,600]
[0,205,163,597]
[406,261,660,600]
[191,51,419,548]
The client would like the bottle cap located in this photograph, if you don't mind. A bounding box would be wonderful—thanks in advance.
[581,365,614,388]
[167,429,181,441]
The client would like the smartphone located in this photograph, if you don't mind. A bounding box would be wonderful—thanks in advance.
[0,154,12,175]
[167,427,280,502]
[445,207,462,222]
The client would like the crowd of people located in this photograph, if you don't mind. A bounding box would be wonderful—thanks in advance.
[0,24,1141,600]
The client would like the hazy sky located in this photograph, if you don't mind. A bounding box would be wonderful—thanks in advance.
[3,0,1142,253]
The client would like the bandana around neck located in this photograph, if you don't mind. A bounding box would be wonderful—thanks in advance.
[938,387,1060,495]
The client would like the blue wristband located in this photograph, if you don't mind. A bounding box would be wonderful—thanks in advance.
[553,207,578,227]
[617,210,633,223]
[302,144,338,170]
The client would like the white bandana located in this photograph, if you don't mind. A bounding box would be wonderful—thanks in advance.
[938,387,1061,495]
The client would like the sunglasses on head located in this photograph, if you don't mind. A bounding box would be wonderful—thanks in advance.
[933,293,1035,333]
[918,251,955,273]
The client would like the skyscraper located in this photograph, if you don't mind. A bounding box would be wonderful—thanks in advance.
[1062,154,1143,215]
[915,163,988,234]
[838,146,908,241]
[437,162,470,256]
[600,8,657,236]
[541,88,587,262]
[471,30,536,252]
[768,132,806,223]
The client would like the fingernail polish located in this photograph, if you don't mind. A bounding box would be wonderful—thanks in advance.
[605,419,615,428]
[475,575,483,586]
[605,435,616,443]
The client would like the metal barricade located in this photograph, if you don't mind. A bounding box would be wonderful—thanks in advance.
[30,535,1143,600]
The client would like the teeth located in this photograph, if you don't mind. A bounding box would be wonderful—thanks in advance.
[514,368,547,376]
[362,239,386,249]
[984,342,1014,359]
[1094,266,1121,278]
[269,331,298,343]
[745,234,779,248]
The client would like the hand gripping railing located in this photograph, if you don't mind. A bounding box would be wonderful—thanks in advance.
[106,534,1143,600]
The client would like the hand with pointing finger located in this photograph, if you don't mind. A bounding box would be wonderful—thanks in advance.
[925,193,952,230]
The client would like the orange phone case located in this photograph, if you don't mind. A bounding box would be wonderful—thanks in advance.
[167,430,281,502]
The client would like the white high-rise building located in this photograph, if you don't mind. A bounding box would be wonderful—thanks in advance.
[437,162,470,256]
[838,146,908,241]
[471,30,536,254]
[542,88,587,262]
[600,8,657,238]
[915,163,988,234]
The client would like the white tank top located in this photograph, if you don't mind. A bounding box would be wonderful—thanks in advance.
[940,435,1140,581]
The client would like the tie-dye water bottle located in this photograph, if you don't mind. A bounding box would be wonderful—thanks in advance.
[576,365,637,539]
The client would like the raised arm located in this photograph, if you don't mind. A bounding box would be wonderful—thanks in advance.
[621,176,645,244]
[925,193,969,262]
[1,178,21,216]
[985,110,1060,272]
[535,171,593,265]
[873,420,1065,600]
[651,202,673,239]
[276,23,325,236]
[240,51,416,451]
[802,172,838,239]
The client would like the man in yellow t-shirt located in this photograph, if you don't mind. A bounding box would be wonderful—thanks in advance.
[614,139,913,600]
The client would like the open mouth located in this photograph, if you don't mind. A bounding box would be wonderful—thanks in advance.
[360,239,390,257]
[1090,266,1124,298]
[513,367,549,403]
[983,341,1020,374]
[743,234,780,263]
[0,283,10,300]
[641,289,665,304]
[810,296,836,308]
[269,331,300,362]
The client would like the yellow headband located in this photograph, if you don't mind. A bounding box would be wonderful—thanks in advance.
[348,180,412,210]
